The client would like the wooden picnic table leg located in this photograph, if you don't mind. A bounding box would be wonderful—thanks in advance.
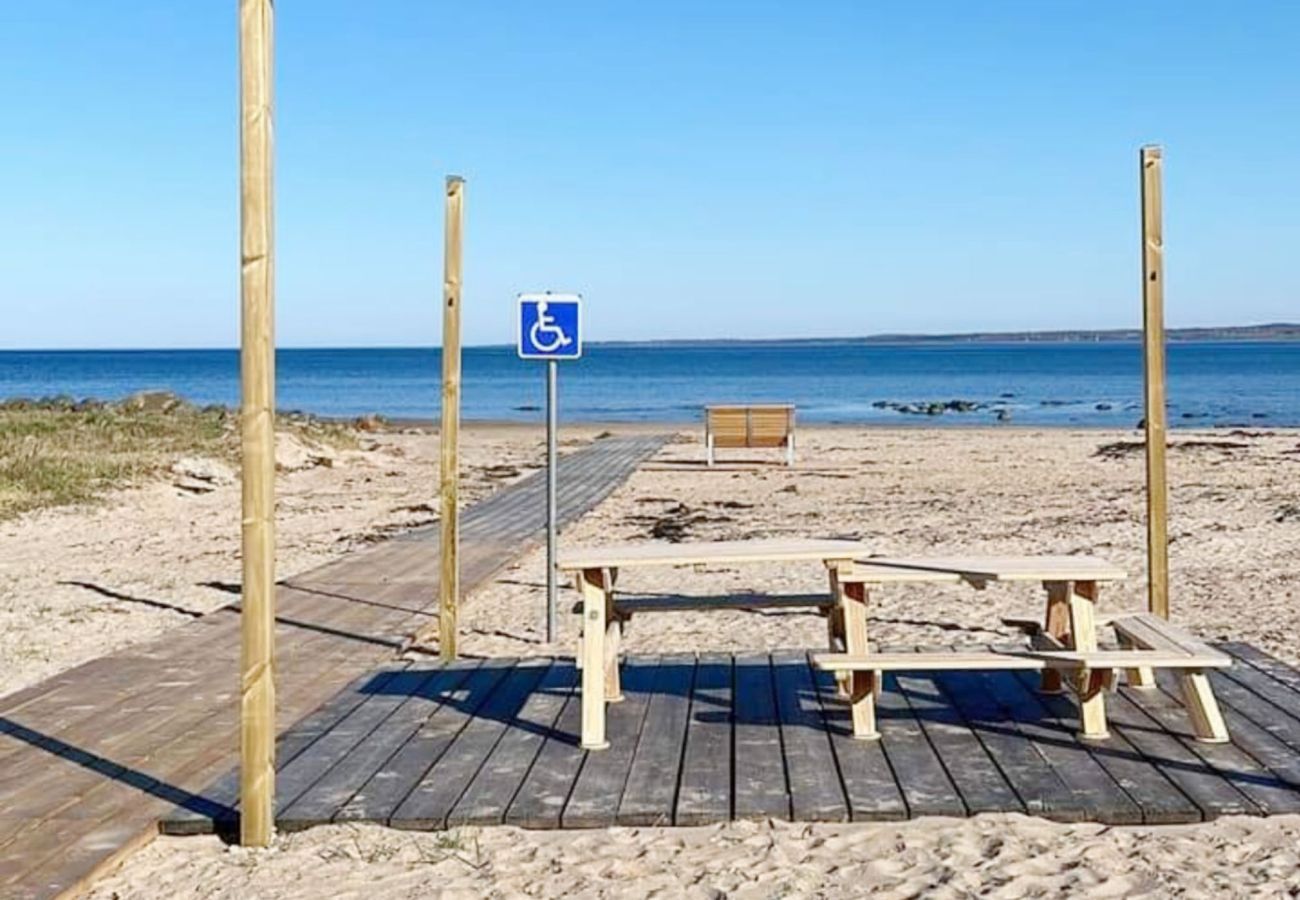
[577,566,610,750]
[842,581,880,740]
[1179,669,1229,743]
[1038,580,1071,694]
[1116,632,1156,689]
[826,560,851,695]
[1068,580,1109,740]
[604,567,624,703]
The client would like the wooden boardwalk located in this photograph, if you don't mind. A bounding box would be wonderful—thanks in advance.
[0,434,665,900]
[165,643,1300,833]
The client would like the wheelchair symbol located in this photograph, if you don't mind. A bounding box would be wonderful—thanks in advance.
[518,293,582,360]
[529,300,574,353]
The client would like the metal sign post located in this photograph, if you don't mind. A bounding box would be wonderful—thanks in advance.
[546,359,558,641]
[518,293,583,643]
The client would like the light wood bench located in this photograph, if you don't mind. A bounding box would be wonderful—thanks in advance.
[557,538,870,749]
[817,556,1126,741]
[705,404,795,466]
[814,555,1231,744]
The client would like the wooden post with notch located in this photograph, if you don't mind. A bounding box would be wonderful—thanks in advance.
[440,176,465,660]
[238,0,277,848]
[1141,145,1170,620]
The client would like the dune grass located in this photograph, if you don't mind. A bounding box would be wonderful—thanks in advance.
[0,399,359,520]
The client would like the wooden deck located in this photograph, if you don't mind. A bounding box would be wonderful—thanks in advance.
[0,434,666,900]
[164,642,1300,834]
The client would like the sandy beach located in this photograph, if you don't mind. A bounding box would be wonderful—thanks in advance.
[8,423,1300,897]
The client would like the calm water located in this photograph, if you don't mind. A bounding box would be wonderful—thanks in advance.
[1,342,1298,427]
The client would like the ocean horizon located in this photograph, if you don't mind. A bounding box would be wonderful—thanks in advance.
[2,340,1299,427]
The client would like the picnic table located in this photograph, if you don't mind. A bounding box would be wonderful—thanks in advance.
[558,542,1230,750]
[556,538,869,749]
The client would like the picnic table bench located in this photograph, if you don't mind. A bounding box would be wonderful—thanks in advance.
[704,404,796,466]
[814,556,1229,744]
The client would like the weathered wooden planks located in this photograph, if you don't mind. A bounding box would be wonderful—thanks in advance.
[616,655,696,826]
[162,646,1300,839]
[676,654,734,825]
[733,655,791,821]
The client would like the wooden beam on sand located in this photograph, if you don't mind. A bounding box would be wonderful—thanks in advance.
[440,176,465,660]
[1140,145,1170,619]
[238,0,277,847]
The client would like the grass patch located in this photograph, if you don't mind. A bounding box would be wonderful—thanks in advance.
[0,395,360,519]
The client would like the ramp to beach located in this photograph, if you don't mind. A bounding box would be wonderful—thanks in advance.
[0,433,666,900]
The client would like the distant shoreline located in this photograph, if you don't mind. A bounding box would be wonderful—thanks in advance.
[2,323,1299,353]
[591,323,1300,348]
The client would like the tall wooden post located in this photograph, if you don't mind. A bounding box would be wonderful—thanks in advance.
[238,0,277,847]
[440,176,464,660]
[1140,145,1170,619]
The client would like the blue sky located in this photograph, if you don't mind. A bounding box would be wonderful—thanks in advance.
[1,1,1297,349]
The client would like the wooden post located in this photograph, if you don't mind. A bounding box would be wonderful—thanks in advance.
[1140,145,1170,620]
[439,176,464,660]
[238,0,277,848]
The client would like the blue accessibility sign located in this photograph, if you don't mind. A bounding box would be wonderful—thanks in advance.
[517,293,582,360]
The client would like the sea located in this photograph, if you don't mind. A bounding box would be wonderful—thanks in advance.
[1,341,1298,427]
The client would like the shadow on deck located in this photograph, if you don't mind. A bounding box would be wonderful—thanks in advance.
[163,641,1300,835]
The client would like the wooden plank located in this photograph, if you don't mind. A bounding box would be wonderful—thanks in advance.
[279,664,474,828]
[438,174,464,661]
[447,661,575,828]
[1220,642,1300,695]
[811,665,908,820]
[935,670,1074,818]
[273,666,428,823]
[1198,673,1300,792]
[237,0,277,849]
[675,654,733,826]
[733,655,791,821]
[863,556,1126,583]
[390,659,550,829]
[616,593,831,614]
[1112,615,1230,664]
[1105,689,1253,818]
[871,672,965,817]
[562,657,659,828]
[1130,678,1300,814]
[983,668,1142,823]
[558,539,867,572]
[1207,669,1300,752]
[771,651,848,822]
[1140,143,1170,618]
[894,671,1020,816]
[332,660,513,824]
[839,565,963,585]
[162,663,415,835]
[1010,670,1198,824]
[504,673,585,829]
[616,655,697,826]
[813,649,1218,671]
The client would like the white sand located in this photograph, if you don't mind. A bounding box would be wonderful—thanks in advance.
[461,428,1300,664]
[89,816,1300,899]
[11,425,1300,897]
[0,423,570,698]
